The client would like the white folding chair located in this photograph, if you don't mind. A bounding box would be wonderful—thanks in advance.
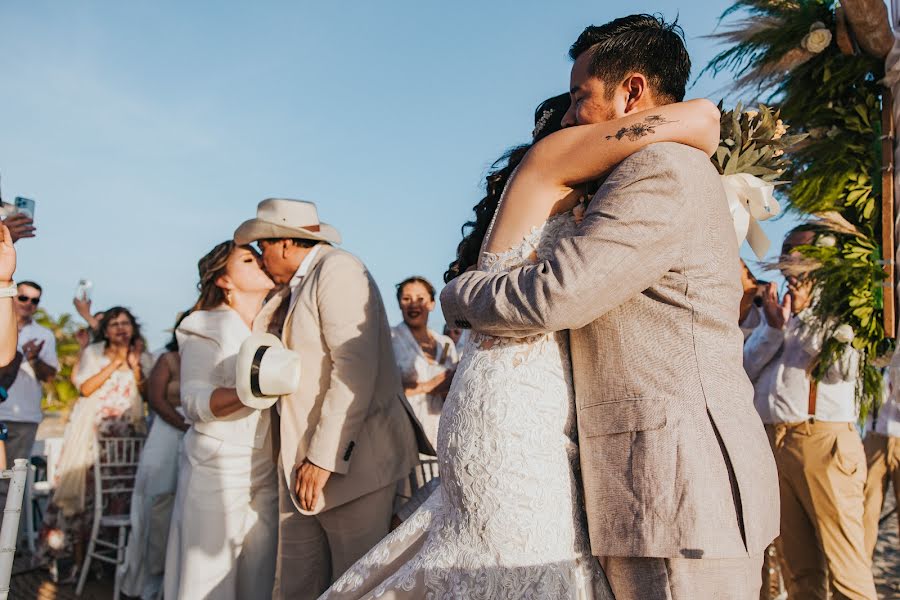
[24,436,64,553]
[75,437,143,600]
[409,458,439,491]
[0,459,28,600]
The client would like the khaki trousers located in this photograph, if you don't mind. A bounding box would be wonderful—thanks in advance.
[601,554,763,600]
[773,421,876,600]
[760,424,789,600]
[862,431,900,558]
[272,462,395,600]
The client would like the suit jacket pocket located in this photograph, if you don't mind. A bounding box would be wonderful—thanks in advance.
[579,398,667,437]
[579,398,676,522]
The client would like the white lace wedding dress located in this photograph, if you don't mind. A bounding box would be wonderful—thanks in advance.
[320,211,612,600]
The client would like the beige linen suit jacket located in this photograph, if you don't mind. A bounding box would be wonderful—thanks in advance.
[441,142,780,559]
[255,244,422,515]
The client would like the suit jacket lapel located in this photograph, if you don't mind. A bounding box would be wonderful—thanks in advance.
[283,244,335,335]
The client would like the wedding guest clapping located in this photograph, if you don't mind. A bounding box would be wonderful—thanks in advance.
[121,311,190,600]
[164,241,278,600]
[38,307,151,583]
[393,276,458,448]
[744,229,876,599]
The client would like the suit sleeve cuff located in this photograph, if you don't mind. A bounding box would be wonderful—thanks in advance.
[306,434,352,475]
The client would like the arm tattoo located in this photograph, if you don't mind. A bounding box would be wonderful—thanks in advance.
[606,114,677,141]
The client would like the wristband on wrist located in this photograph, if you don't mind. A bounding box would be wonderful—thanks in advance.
[0,422,8,441]
[0,282,16,298]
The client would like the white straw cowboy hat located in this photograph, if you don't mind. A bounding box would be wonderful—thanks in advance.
[236,332,302,410]
[234,198,342,246]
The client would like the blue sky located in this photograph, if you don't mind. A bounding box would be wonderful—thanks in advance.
[0,1,798,347]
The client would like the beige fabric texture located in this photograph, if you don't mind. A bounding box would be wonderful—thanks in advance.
[441,142,780,559]
[254,245,421,516]
[272,462,394,600]
[773,421,876,600]
[862,431,900,558]
[601,553,763,600]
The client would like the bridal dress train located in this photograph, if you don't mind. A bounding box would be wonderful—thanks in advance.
[321,210,612,600]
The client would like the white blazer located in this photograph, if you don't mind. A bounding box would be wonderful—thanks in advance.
[177,306,270,449]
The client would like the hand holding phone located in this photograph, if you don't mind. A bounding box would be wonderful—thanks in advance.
[14,197,35,220]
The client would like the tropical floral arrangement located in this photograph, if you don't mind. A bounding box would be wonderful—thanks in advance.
[705,0,890,414]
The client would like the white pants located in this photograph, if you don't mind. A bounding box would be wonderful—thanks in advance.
[164,429,278,600]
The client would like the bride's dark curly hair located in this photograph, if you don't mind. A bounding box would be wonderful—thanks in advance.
[444,93,570,283]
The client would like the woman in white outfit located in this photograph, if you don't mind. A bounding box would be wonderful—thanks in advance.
[121,313,190,599]
[391,276,458,449]
[164,240,278,599]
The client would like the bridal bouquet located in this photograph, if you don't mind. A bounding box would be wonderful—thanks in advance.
[712,103,806,259]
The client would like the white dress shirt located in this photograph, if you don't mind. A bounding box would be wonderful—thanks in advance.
[744,311,859,424]
[289,244,323,306]
[867,357,900,437]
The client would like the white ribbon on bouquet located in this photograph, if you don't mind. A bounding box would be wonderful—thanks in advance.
[722,173,781,259]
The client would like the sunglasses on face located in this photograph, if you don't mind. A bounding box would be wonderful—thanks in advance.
[17,295,40,306]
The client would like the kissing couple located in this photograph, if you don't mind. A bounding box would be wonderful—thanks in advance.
[321,14,779,600]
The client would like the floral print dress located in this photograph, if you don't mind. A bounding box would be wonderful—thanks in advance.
[37,343,150,566]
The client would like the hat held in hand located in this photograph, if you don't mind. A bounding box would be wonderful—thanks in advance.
[236,333,301,409]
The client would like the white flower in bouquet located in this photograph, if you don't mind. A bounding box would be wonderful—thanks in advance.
[815,234,837,248]
[801,23,832,54]
[833,324,855,344]
[773,119,787,140]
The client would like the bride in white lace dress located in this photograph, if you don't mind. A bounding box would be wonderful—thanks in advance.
[321,96,721,599]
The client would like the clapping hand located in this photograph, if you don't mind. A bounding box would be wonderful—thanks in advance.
[22,339,44,362]
[761,282,791,330]
[3,214,35,243]
[0,223,16,283]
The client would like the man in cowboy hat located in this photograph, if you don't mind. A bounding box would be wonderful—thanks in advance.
[234,198,423,599]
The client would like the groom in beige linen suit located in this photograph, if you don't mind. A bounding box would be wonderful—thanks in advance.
[441,17,779,600]
[234,198,425,600]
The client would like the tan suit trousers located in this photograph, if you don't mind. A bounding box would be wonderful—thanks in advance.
[272,462,395,600]
[862,431,900,558]
[601,554,763,600]
[773,421,876,600]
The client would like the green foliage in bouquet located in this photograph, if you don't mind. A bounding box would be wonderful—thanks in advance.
[705,0,890,415]
[712,102,806,180]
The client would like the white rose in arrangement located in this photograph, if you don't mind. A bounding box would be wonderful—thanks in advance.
[815,234,837,247]
[802,28,832,54]
[833,324,855,344]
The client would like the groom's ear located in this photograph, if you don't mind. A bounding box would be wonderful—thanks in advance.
[622,73,649,114]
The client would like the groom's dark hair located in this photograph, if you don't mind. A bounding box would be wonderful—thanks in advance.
[569,14,690,104]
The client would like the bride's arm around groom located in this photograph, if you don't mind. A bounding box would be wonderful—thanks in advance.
[442,57,778,600]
